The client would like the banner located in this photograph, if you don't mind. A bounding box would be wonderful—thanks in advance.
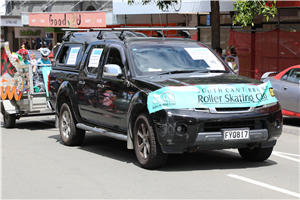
[147,82,277,114]
[29,12,106,28]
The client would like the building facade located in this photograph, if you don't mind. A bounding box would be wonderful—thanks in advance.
[1,0,299,79]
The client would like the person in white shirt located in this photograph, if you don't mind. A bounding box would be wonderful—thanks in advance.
[225,45,239,75]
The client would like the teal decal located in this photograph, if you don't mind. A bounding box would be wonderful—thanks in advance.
[41,66,52,97]
[147,81,278,114]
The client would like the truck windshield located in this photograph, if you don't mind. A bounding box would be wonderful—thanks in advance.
[130,44,229,76]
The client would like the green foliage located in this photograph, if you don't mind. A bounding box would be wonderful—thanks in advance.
[233,0,277,27]
[128,0,175,10]
[127,0,276,28]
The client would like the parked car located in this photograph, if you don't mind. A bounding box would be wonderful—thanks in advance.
[261,65,300,118]
[49,30,282,169]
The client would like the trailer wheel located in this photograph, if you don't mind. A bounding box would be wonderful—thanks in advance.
[3,111,16,128]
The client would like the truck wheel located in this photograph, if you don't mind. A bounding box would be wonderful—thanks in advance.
[59,103,85,146]
[238,147,273,161]
[3,111,16,128]
[133,113,168,169]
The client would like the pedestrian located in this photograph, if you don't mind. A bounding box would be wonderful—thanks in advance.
[214,47,225,60]
[225,45,239,75]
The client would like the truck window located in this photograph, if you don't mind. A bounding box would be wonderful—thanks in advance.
[58,46,69,64]
[57,44,82,67]
[85,44,105,75]
[103,47,125,79]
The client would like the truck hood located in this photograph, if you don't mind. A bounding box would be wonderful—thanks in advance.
[132,73,262,92]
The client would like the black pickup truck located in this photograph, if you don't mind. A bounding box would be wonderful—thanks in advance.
[49,31,282,169]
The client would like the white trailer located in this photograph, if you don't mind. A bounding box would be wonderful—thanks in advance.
[1,42,54,128]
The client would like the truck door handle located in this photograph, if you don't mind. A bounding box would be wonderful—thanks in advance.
[97,84,104,88]
[79,81,85,85]
[282,86,288,90]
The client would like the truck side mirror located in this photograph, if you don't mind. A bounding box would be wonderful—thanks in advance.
[103,64,123,78]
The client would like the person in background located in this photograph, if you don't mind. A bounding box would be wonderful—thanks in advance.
[37,48,51,67]
[29,53,38,73]
[225,45,239,75]
[35,48,52,94]
[48,51,54,63]
[214,47,225,60]
[17,49,29,65]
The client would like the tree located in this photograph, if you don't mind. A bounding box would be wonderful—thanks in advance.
[128,0,277,49]
[233,1,277,27]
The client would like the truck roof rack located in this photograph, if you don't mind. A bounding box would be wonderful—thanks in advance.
[61,27,197,41]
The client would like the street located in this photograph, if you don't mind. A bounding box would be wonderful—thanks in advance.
[1,115,299,199]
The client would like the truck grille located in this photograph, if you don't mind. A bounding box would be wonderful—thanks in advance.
[215,107,250,112]
[200,120,263,132]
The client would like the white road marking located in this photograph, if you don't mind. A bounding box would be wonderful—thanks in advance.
[273,151,300,157]
[272,151,300,163]
[227,174,300,198]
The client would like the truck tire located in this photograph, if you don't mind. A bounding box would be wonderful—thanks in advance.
[3,111,16,128]
[238,147,273,161]
[133,113,168,169]
[59,103,85,146]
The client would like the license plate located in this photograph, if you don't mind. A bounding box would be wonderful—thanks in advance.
[222,129,250,140]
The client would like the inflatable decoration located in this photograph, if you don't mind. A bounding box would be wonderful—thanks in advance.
[1,42,26,100]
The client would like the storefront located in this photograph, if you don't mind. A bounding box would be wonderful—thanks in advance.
[14,27,48,50]
[1,16,24,52]
[20,11,106,51]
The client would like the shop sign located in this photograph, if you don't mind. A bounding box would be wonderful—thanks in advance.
[113,0,234,15]
[1,18,23,27]
[29,12,106,28]
[15,27,46,38]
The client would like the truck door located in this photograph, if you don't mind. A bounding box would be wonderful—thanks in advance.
[77,43,106,125]
[96,45,128,131]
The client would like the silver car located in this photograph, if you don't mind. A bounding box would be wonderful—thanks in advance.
[261,65,300,118]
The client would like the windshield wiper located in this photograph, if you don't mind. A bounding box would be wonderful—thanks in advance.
[157,70,198,75]
[194,70,230,73]
[158,69,230,75]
